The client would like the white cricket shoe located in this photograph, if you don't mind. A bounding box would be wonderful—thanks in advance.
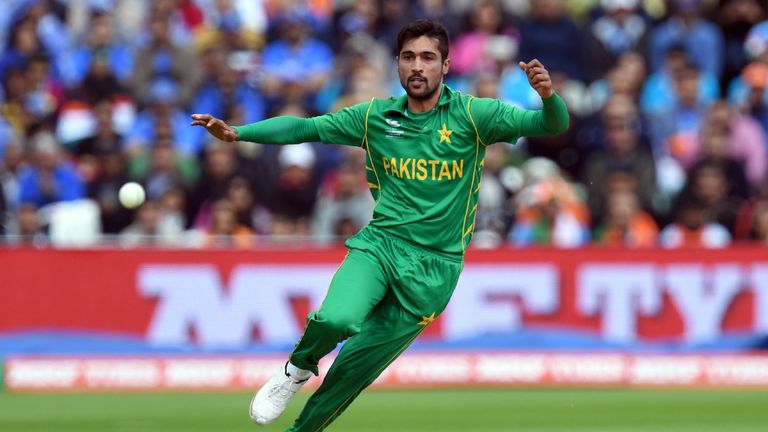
[250,362,312,425]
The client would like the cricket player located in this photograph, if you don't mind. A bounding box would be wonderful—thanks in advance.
[192,19,568,431]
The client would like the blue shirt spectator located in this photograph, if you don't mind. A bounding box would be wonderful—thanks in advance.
[261,37,333,86]
[123,78,204,156]
[191,65,265,125]
[641,69,719,116]
[260,12,333,102]
[647,0,725,78]
[18,132,85,207]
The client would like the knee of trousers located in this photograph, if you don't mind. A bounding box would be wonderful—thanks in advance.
[311,312,362,339]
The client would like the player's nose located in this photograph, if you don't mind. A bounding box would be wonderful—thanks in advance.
[412,57,424,71]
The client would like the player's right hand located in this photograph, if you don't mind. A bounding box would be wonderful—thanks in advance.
[190,114,239,142]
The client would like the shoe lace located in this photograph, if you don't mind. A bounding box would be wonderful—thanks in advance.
[268,380,294,402]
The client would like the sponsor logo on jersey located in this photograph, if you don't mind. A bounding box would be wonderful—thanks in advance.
[385,118,404,137]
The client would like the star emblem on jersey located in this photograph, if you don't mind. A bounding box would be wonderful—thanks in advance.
[438,123,453,143]
[418,312,436,326]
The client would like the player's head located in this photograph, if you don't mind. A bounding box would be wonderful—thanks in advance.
[396,19,451,101]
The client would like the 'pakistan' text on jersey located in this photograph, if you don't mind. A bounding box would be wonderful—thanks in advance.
[313,85,525,255]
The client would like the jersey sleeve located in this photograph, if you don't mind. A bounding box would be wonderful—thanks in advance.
[312,100,373,147]
[468,97,526,145]
[469,94,569,145]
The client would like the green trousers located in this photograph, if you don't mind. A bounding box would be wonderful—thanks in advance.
[286,226,463,431]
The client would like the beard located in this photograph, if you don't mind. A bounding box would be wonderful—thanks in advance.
[400,73,442,100]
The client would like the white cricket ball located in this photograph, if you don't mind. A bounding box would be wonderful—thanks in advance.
[118,182,146,209]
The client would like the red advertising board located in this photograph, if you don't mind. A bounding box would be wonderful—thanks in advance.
[1,246,767,348]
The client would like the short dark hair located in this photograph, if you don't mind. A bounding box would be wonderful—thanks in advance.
[396,19,450,61]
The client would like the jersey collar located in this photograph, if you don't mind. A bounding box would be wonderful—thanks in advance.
[385,84,455,117]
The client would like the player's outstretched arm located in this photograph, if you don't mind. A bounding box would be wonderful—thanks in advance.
[516,59,569,136]
[191,114,321,144]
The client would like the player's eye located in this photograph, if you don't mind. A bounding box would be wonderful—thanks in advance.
[401,53,414,61]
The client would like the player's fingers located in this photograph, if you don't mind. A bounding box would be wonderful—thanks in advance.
[530,73,549,85]
[518,61,527,72]
[528,65,547,80]
[191,114,211,121]
[528,58,544,69]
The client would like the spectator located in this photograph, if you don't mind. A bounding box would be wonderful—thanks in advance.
[729,60,768,138]
[413,0,461,38]
[586,0,649,81]
[62,9,134,87]
[14,203,47,244]
[86,151,132,234]
[119,199,183,247]
[640,44,719,116]
[594,188,659,248]
[676,160,744,233]
[189,141,244,229]
[699,99,767,188]
[312,160,374,242]
[589,51,648,113]
[734,177,768,240]
[132,137,197,202]
[750,205,768,244]
[23,54,61,124]
[727,21,768,121]
[260,11,333,105]
[131,12,200,106]
[71,99,122,157]
[473,142,513,248]
[691,123,750,200]
[581,94,655,219]
[68,48,125,105]
[191,63,266,127]
[123,77,203,156]
[203,198,254,248]
[270,143,317,237]
[647,0,725,79]
[199,0,268,37]
[317,34,390,113]
[0,18,42,83]
[659,199,731,248]
[648,62,710,161]
[328,0,379,53]
[0,67,29,135]
[519,0,586,82]
[450,0,516,77]
[160,185,187,235]
[715,0,766,89]
[375,0,416,51]
[18,131,85,207]
[509,159,590,248]
[226,176,271,233]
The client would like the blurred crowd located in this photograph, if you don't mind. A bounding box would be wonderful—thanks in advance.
[1,0,768,249]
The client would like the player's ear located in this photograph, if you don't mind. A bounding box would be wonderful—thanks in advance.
[442,57,451,76]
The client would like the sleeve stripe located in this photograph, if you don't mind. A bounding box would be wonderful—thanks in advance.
[466,97,488,147]
[362,98,383,201]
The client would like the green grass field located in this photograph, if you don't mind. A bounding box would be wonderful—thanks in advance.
[1,388,767,431]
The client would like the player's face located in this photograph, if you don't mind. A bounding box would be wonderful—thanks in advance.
[398,36,450,100]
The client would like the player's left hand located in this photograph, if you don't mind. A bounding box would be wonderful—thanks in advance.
[519,59,553,99]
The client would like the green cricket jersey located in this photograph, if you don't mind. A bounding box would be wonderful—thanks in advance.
[312,85,568,255]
